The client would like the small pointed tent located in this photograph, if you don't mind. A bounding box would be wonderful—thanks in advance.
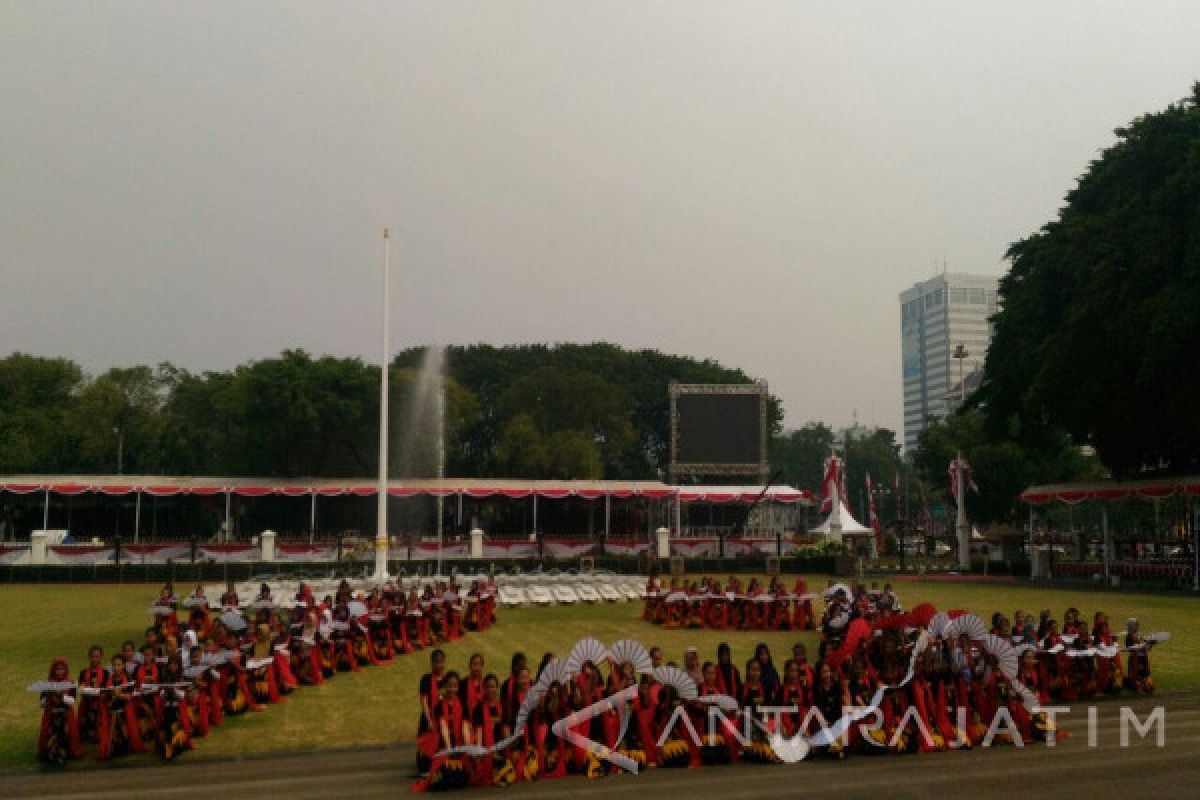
[810,499,872,540]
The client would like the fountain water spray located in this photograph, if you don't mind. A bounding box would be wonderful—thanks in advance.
[399,345,447,577]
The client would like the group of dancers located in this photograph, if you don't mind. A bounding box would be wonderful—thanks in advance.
[643,574,898,631]
[31,577,498,765]
[414,578,1164,791]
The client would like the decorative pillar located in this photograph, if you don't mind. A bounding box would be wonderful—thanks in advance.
[260,529,277,562]
[31,530,49,565]
[470,527,484,560]
[655,526,671,559]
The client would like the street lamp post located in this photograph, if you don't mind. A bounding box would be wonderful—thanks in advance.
[952,344,970,405]
[113,427,124,475]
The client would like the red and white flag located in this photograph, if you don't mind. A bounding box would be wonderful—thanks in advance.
[866,472,882,553]
[820,453,845,513]
[948,456,980,506]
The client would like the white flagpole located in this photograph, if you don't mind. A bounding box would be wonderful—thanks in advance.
[373,228,391,583]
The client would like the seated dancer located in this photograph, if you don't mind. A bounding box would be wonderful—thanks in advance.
[77,644,111,746]
[460,653,486,715]
[248,624,283,706]
[751,643,781,698]
[98,654,143,760]
[219,581,240,609]
[134,643,161,741]
[368,592,394,663]
[36,658,83,764]
[531,680,571,779]
[654,680,698,768]
[811,661,848,759]
[500,652,528,730]
[738,660,779,763]
[218,629,261,715]
[417,649,449,771]
[413,671,470,791]
[120,640,139,677]
[844,657,879,753]
[155,654,192,760]
[330,606,361,672]
[877,660,917,754]
[267,616,298,694]
[1092,612,1123,693]
[693,662,736,764]
[1071,620,1097,698]
[389,588,413,655]
[291,604,324,685]
[1125,618,1155,694]
[715,642,742,699]
[469,673,514,788]
[1010,649,1053,743]
[1038,618,1071,698]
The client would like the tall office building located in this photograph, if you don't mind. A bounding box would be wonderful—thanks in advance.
[900,272,1000,452]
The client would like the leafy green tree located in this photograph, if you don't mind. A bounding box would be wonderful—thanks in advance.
[771,422,836,489]
[495,413,547,476]
[980,84,1200,476]
[843,427,902,507]
[915,410,1102,524]
[400,343,780,479]
[68,365,172,474]
[0,353,84,472]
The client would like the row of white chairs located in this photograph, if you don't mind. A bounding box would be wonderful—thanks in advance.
[175,572,646,612]
[494,576,645,608]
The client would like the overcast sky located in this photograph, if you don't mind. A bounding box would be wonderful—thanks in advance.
[3,2,1199,434]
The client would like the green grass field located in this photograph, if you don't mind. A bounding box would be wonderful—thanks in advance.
[1,578,1196,770]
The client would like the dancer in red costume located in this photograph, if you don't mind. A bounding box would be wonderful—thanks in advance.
[36,658,83,764]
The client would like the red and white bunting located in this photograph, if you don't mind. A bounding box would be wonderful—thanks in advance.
[196,544,257,562]
[542,540,596,558]
[604,539,651,556]
[0,545,31,565]
[46,545,114,565]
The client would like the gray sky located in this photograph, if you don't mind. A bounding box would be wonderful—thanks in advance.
[3,2,1199,434]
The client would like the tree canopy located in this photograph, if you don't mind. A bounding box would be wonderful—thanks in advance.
[0,344,779,482]
[979,84,1200,477]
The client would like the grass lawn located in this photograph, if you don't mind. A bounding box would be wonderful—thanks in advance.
[1,578,1196,770]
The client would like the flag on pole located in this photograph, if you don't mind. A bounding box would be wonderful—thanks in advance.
[866,472,882,553]
[820,452,845,513]
[893,471,902,524]
[948,456,980,506]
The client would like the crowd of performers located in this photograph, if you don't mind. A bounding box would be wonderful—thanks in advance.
[641,574,870,631]
[31,578,498,765]
[414,578,1165,792]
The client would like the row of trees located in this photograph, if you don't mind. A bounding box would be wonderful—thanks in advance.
[1,344,1097,530]
[0,345,779,483]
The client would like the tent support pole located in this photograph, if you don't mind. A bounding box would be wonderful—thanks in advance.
[310,493,317,546]
[224,491,232,543]
[42,488,49,532]
[1101,504,1109,585]
[134,491,141,544]
[1028,504,1035,579]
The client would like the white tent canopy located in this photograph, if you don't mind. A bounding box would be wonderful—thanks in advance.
[810,499,872,539]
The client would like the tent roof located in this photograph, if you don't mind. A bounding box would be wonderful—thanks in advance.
[1021,475,1200,505]
[809,499,872,536]
[0,475,813,503]
[0,475,673,499]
